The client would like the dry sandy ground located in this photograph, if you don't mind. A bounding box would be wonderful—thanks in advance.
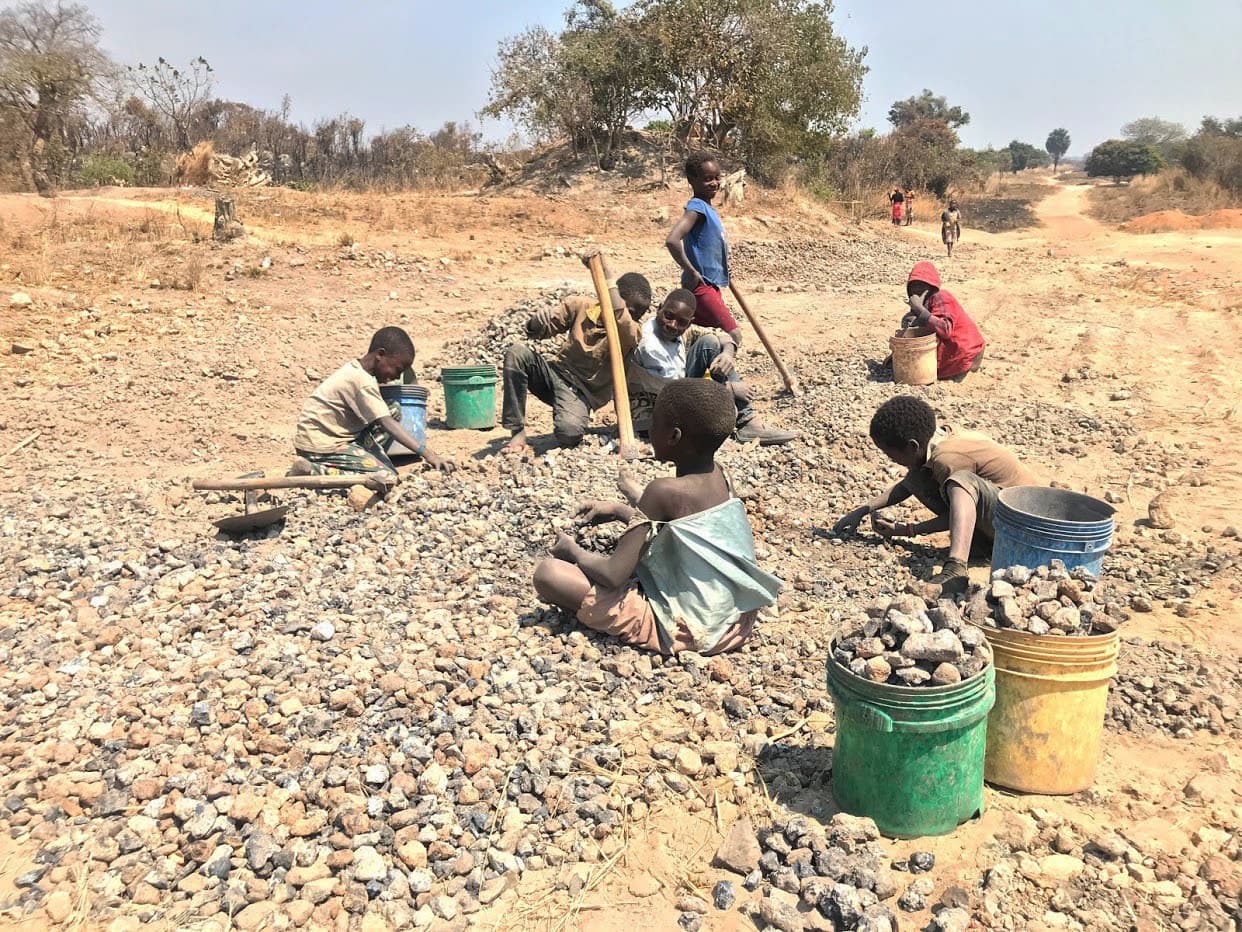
[0,174,1240,930]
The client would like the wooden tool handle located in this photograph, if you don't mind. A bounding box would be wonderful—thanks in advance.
[193,474,395,492]
[587,254,637,454]
[728,282,800,395]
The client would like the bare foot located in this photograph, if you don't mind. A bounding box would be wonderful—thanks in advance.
[286,456,314,477]
[501,432,529,456]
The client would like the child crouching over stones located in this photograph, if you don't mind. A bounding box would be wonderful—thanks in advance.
[290,326,455,477]
[833,395,1038,596]
[533,378,782,654]
[501,254,652,454]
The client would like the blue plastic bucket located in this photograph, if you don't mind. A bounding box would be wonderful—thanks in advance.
[379,384,428,450]
[990,486,1115,576]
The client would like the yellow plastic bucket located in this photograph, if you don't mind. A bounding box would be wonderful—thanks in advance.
[983,628,1119,794]
[889,327,938,385]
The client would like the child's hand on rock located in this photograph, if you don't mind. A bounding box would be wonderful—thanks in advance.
[577,500,620,524]
[832,507,868,536]
[871,514,899,538]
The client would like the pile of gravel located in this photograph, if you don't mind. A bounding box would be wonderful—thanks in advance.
[971,562,1128,636]
[1108,639,1242,739]
[438,288,573,367]
[832,595,991,687]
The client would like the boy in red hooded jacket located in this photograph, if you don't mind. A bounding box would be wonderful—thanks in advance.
[902,261,985,381]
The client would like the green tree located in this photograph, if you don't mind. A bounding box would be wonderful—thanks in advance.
[559,0,656,169]
[1181,115,1242,194]
[637,0,865,179]
[483,2,655,169]
[1085,139,1164,183]
[887,89,969,130]
[1003,140,1049,173]
[1120,116,1186,158]
[1045,128,1070,171]
[483,27,583,150]
[891,118,960,194]
[0,0,110,193]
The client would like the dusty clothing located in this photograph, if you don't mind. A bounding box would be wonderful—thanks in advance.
[294,360,393,455]
[908,261,985,380]
[681,196,730,289]
[691,281,740,333]
[628,332,752,432]
[527,295,640,410]
[942,208,962,244]
[577,581,756,655]
[633,316,686,379]
[299,401,401,476]
[501,344,591,445]
[577,495,781,655]
[900,427,1038,539]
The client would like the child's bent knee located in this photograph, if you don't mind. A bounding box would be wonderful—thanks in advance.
[504,343,534,369]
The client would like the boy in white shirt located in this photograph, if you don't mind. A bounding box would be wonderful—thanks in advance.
[629,290,795,445]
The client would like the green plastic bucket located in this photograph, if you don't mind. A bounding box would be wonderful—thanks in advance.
[826,649,995,838]
[441,365,498,430]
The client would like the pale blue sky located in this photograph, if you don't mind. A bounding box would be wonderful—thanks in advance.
[86,0,1242,154]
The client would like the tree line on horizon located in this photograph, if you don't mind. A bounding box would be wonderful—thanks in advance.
[0,0,1238,200]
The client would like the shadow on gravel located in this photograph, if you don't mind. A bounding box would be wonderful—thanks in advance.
[756,743,841,822]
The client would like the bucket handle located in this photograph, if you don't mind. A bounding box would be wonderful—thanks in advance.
[448,376,494,387]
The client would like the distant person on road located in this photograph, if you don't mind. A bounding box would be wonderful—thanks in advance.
[664,151,796,445]
[290,326,455,477]
[941,198,963,257]
[533,378,782,654]
[832,395,1039,595]
[904,187,916,226]
[501,254,652,454]
[901,261,985,381]
[889,186,904,225]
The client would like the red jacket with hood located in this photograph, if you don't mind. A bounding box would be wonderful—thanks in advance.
[908,262,984,379]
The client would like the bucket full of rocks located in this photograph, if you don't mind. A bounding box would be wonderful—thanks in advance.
[827,595,995,838]
[976,563,1121,795]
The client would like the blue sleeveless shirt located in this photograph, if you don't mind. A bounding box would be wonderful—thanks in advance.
[681,197,730,288]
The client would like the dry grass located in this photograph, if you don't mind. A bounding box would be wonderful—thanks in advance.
[1088,169,1240,224]
[2,200,212,287]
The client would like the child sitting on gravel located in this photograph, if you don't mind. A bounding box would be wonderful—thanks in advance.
[901,261,984,381]
[290,326,455,476]
[833,395,1038,594]
[627,289,797,446]
[501,254,652,454]
[533,378,782,654]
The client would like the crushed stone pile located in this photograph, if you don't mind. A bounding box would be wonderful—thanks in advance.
[972,562,1126,636]
[833,595,991,687]
[710,813,933,932]
[1108,639,1242,739]
[730,236,932,293]
[438,289,572,367]
[2,297,1239,927]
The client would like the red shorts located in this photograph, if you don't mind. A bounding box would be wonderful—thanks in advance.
[692,282,739,333]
